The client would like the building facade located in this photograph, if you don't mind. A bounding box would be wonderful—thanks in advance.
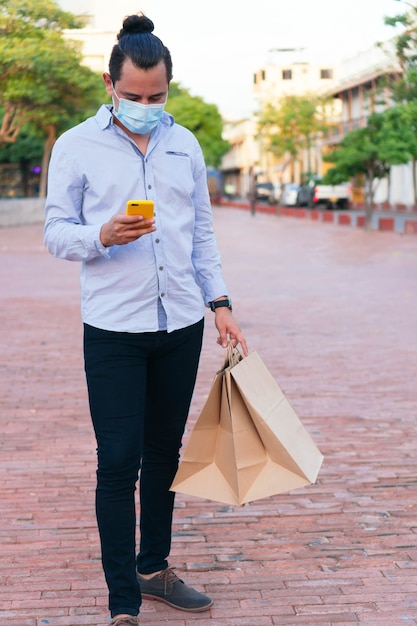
[220,40,415,209]
[324,42,413,208]
[220,119,260,200]
[220,51,338,198]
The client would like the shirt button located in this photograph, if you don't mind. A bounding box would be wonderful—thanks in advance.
[159,266,164,271]
[148,184,152,189]
[160,292,165,297]
[155,239,160,243]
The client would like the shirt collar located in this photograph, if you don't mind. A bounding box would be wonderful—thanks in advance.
[95,104,114,130]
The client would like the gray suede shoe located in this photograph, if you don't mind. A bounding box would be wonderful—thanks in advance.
[137,567,213,612]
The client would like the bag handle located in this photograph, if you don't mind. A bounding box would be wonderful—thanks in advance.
[217,342,243,374]
[226,341,242,368]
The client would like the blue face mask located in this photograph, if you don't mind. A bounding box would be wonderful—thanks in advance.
[112,86,166,134]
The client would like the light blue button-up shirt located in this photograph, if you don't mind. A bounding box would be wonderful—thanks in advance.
[44,105,228,333]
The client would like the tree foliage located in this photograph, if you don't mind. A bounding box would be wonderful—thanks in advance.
[257,93,335,175]
[381,3,417,102]
[167,83,229,167]
[383,2,417,202]
[0,0,82,141]
[384,3,417,75]
[0,0,104,195]
[323,111,412,227]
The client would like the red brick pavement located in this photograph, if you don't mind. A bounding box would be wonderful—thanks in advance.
[1,210,417,626]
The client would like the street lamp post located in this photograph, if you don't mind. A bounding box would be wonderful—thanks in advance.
[249,166,256,217]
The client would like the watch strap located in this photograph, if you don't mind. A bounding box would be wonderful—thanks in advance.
[209,298,232,312]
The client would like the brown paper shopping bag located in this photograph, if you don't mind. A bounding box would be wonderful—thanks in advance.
[171,345,323,506]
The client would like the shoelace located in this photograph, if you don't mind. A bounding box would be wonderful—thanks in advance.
[157,567,183,594]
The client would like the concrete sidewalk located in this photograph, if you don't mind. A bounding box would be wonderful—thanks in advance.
[1,209,417,625]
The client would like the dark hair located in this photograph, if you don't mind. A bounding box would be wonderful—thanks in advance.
[109,14,173,84]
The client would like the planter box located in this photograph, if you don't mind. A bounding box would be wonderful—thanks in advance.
[338,214,351,225]
[378,217,395,231]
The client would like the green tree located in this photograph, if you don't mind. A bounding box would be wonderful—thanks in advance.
[382,101,417,202]
[323,111,412,228]
[383,1,417,201]
[0,0,81,142]
[0,0,104,196]
[167,83,229,167]
[257,94,334,177]
[385,1,417,77]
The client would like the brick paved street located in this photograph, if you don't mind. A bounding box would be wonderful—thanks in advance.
[1,208,416,626]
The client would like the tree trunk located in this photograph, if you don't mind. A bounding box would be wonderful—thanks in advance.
[39,124,56,198]
[0,103,27,144]
[387,169,391,208]
[20,159,30,198]
[249,166,256,216]
[364,173,375,231]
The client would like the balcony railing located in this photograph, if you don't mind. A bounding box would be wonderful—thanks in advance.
[322,117,368,144]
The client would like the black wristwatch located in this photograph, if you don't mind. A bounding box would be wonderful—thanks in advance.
[209,298,232,312]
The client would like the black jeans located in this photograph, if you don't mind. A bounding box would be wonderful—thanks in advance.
[83,319,204,617]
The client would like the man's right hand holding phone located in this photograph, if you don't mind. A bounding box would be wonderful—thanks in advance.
[100,212,156,247]
[100,200,156,247]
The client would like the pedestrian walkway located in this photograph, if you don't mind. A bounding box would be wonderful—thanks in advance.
[1,209,417,626]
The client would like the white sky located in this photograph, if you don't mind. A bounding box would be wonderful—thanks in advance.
[140,0,405,119]
[60,0,407,119]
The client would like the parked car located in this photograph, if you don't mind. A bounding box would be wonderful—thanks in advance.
[255,182,274,201]
[296,184,315,207]
[268,182,282,205]
[312,182,351,209]
[280,183,300,206]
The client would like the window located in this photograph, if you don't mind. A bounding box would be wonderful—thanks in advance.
[282,69,292,80]
[320,68,333,79]
[254,69,266,84]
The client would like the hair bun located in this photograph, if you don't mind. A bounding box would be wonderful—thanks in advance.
[117,14,154,40]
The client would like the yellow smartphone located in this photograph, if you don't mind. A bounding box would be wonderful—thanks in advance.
[126,199,154,218]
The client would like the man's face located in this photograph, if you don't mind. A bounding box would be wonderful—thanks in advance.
[104,58,169,108]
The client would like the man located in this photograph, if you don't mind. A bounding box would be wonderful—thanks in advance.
[44,13,247,626]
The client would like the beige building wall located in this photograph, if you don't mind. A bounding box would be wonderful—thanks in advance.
[221,119,260,199]
[219,57,340,196]
[253,61,337,104]
[252,56,338,185]
[220,49,340,196]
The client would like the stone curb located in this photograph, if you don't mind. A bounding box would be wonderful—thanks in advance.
[220,199,417,235]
